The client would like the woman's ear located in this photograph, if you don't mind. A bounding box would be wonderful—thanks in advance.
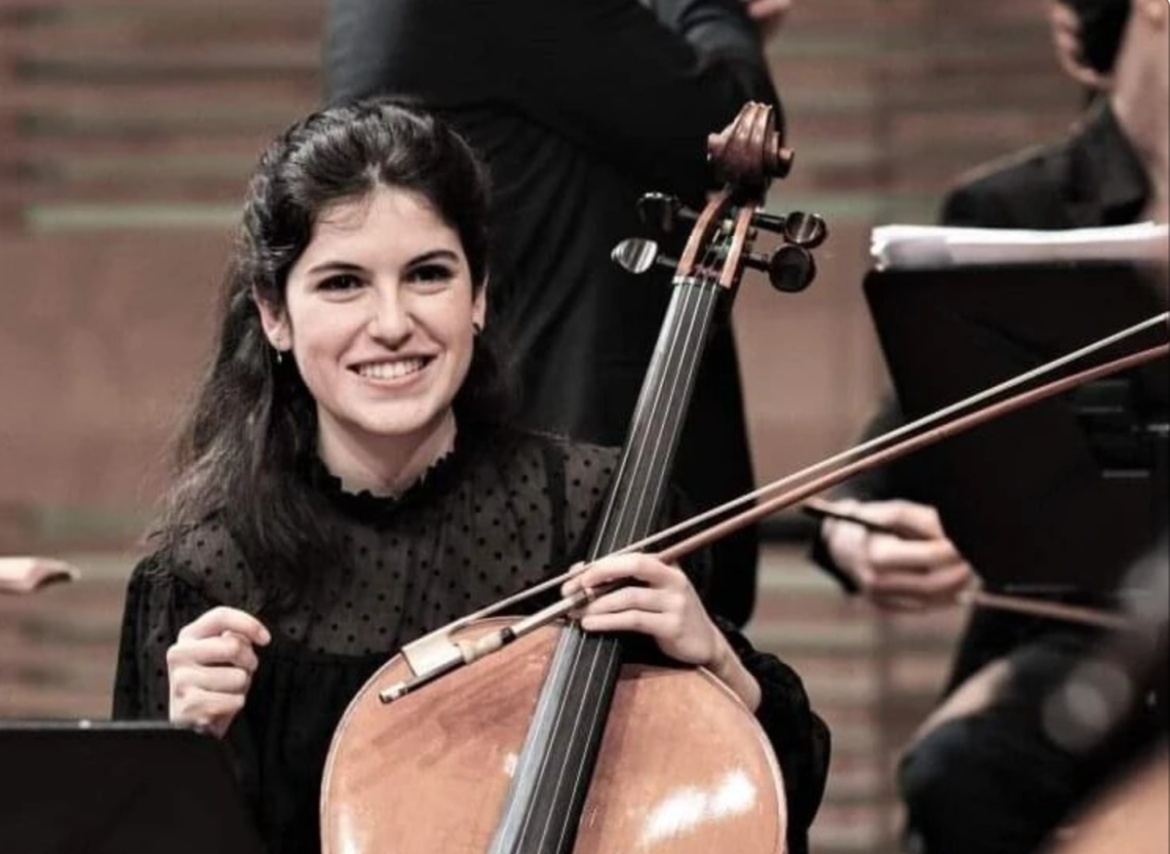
[254,289,291,352]
[472,278,488,331]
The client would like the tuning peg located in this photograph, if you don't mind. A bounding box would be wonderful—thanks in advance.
[611,238,678,275]
[782,212,828,248]
[765,245,817,293]
[636,193,696,234]
[750,211,789,235]
[745,245,816,292]
[749,210,827,249]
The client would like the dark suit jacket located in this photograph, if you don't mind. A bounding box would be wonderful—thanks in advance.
[941,100,1150,230]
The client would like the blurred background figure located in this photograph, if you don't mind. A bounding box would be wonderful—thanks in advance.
[814,1,1168,852]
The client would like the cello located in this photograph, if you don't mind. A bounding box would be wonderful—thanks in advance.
[320,102,825,854]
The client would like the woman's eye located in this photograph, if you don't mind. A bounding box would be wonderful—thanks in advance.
[407,264,456,285]
[317,273,363,292]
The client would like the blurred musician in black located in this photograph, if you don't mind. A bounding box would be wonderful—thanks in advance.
[323,0,797,627]
[811,1,1169,852]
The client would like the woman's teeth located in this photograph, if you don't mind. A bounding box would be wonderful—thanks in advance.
[358,358,426,380]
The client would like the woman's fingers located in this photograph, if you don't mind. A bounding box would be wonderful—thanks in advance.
[562,554,683,599]
[174,686,247,730]
[168,607,268,739]
[171,663,253,698]
[578,609,679,637]
[576,584,680,618]
[176,606,271,646]
[168,631,261,672]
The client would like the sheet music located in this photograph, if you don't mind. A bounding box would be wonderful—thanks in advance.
[871,222,1170,270]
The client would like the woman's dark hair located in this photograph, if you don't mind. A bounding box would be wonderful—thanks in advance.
[153,99,506,611]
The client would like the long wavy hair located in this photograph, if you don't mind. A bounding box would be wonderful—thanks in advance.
[153,99,507,611]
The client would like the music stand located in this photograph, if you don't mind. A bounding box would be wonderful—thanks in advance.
[0,721,265,854]
[864,261,1168,597]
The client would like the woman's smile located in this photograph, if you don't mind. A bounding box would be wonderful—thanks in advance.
[352,355,435,384]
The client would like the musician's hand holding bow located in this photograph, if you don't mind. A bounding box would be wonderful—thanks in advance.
[167,606,271,738]
[564,554,762,712]
[820,498,976,612]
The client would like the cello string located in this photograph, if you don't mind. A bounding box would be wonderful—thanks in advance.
[540,206,737,852]
[624,210,746,549]
[587,200,725,554]
[604,206,734,552]
[520,204,729,852]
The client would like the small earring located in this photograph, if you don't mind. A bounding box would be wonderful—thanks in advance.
[276,350,284,365]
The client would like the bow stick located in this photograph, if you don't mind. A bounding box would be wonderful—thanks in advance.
[380,318,1168,702]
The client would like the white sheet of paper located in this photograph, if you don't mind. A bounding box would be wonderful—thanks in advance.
[871,223,1170,270]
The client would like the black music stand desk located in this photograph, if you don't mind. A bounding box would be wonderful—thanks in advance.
[864,261,1168,597]
[0,721,265,854]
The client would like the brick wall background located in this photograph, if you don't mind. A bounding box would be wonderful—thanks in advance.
[0,2,1086,852]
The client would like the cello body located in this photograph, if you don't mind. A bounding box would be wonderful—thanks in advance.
[321,619,787,853]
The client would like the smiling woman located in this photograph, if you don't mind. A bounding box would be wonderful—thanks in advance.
[259,186,486,497]
[111,100,828,854]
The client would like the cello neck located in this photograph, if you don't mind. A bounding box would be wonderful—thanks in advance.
[485,276,726,854]
[486,101,796,854]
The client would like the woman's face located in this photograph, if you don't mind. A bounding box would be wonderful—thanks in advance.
[261,184,485,464]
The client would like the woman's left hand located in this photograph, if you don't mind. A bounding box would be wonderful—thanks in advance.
[563,553,761,710]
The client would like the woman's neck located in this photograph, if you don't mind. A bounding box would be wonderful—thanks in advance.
[318,414,457,497]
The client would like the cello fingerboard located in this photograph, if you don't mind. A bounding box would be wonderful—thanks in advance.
[486,274,725,854]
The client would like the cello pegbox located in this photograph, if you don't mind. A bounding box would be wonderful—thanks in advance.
[706,101,794,191]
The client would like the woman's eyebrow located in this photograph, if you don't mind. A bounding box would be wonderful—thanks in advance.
[407,249,460,266]
[305,260,367,276]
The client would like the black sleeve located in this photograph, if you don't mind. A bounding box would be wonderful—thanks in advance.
[939,180,1015,228]
[505,0,780,193]
[112,555,263,802]
[113,556,194,720]
[325,0,779,200]
[717,616,831,854]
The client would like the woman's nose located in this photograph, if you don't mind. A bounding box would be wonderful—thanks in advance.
[367,286,412,344]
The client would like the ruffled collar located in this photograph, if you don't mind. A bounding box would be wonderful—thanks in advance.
[301,435,469,523]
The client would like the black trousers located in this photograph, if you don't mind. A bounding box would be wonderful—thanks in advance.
[899,631,1164,854]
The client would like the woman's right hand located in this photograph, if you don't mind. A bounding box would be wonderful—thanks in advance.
[167,606,271,738]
